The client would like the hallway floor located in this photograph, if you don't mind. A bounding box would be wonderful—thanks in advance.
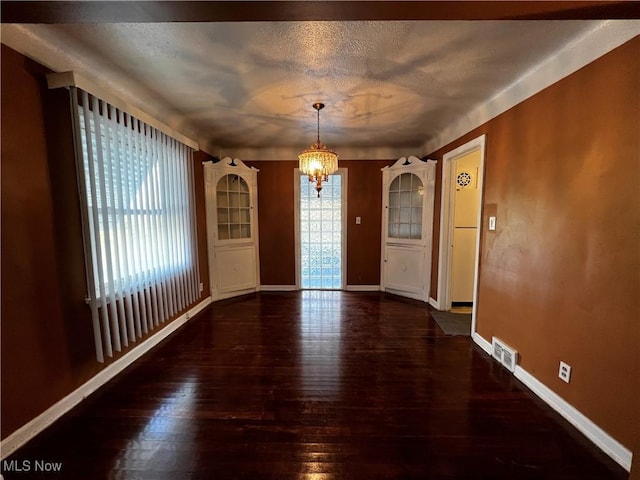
[5,291,627,479]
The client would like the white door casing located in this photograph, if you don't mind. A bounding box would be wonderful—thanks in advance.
[436,135,486,333]
[380,156,437,302]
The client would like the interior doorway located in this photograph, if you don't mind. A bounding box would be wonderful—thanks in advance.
[436,135,486,333]
[294,169,347,290]
[450,149,481,307]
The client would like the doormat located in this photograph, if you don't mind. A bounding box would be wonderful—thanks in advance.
[431,311,471,336]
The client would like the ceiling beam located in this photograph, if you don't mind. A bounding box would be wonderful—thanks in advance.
[2,1,638,24]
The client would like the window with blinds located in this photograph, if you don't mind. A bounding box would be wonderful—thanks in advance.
[72,88,200,362]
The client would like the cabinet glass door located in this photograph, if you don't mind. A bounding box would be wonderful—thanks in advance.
[216,174,251,240]
[388,173,423,240]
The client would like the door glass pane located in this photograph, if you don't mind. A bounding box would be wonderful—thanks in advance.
[388,173,423,240]
[389,192,400,208]
[400,173,411,190]
[411,207,422,223]
[217,191,228,208]
[300,174,342,289]
[217,208,229,223]
[411,189,423,207]
[389,207,399,223]
[217,174,250,240]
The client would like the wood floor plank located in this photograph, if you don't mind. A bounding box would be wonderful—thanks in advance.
[3,291,627,479]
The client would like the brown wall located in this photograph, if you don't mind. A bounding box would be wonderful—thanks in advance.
[245,160,298,285]
[344,160,392,285]
[427,37,640,453]
[1,45,211,440]
[193,151,212,296]
[245,159,393,287]
[633,433,640,480]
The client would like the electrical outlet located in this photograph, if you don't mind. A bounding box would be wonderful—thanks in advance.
[559,361,571,383]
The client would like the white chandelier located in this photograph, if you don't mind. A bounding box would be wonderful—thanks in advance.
[298,102,338,197]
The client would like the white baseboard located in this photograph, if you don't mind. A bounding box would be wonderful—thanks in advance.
[213,287,258,301]
[472,332,632,471]
[428,297,440,310]
[0,296,212,460]
[514,366,632,471]
[259,285,297,291]
[472,332,492,355]
[260,285,382,292]
[345,285,381,292]
[384,288,429,303]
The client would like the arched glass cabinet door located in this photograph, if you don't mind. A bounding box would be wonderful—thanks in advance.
[216,174,251,241]
[388,173,424,240]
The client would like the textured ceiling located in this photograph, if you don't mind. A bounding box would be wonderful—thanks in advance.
[0,19,632,158]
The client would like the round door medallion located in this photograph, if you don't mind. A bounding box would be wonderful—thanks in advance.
[456,171,472,188]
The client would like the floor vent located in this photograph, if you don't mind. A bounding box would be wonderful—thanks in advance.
[492,337,518,372]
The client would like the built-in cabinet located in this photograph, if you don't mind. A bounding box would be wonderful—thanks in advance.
[204,157,260,301]
[380,156,436,302]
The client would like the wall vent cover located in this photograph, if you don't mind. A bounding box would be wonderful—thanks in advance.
[492,337,518,372]
[456,171,473,188]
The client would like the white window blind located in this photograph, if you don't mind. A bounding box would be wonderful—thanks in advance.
[71,88,200,362]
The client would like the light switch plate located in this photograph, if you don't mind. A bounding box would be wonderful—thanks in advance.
[488,216,496,231]
[356,216,361,225]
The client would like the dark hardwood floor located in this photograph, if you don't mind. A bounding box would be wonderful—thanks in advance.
[3,291,628,479]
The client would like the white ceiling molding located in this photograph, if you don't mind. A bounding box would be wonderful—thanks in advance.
[420,20,640,156]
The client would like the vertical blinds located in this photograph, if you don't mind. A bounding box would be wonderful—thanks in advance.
[71,88,200,362]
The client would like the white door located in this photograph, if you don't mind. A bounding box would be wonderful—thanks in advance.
[380,157,436,302]
[450,150,480,302]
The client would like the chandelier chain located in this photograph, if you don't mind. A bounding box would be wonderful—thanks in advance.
[299,102,338,196]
